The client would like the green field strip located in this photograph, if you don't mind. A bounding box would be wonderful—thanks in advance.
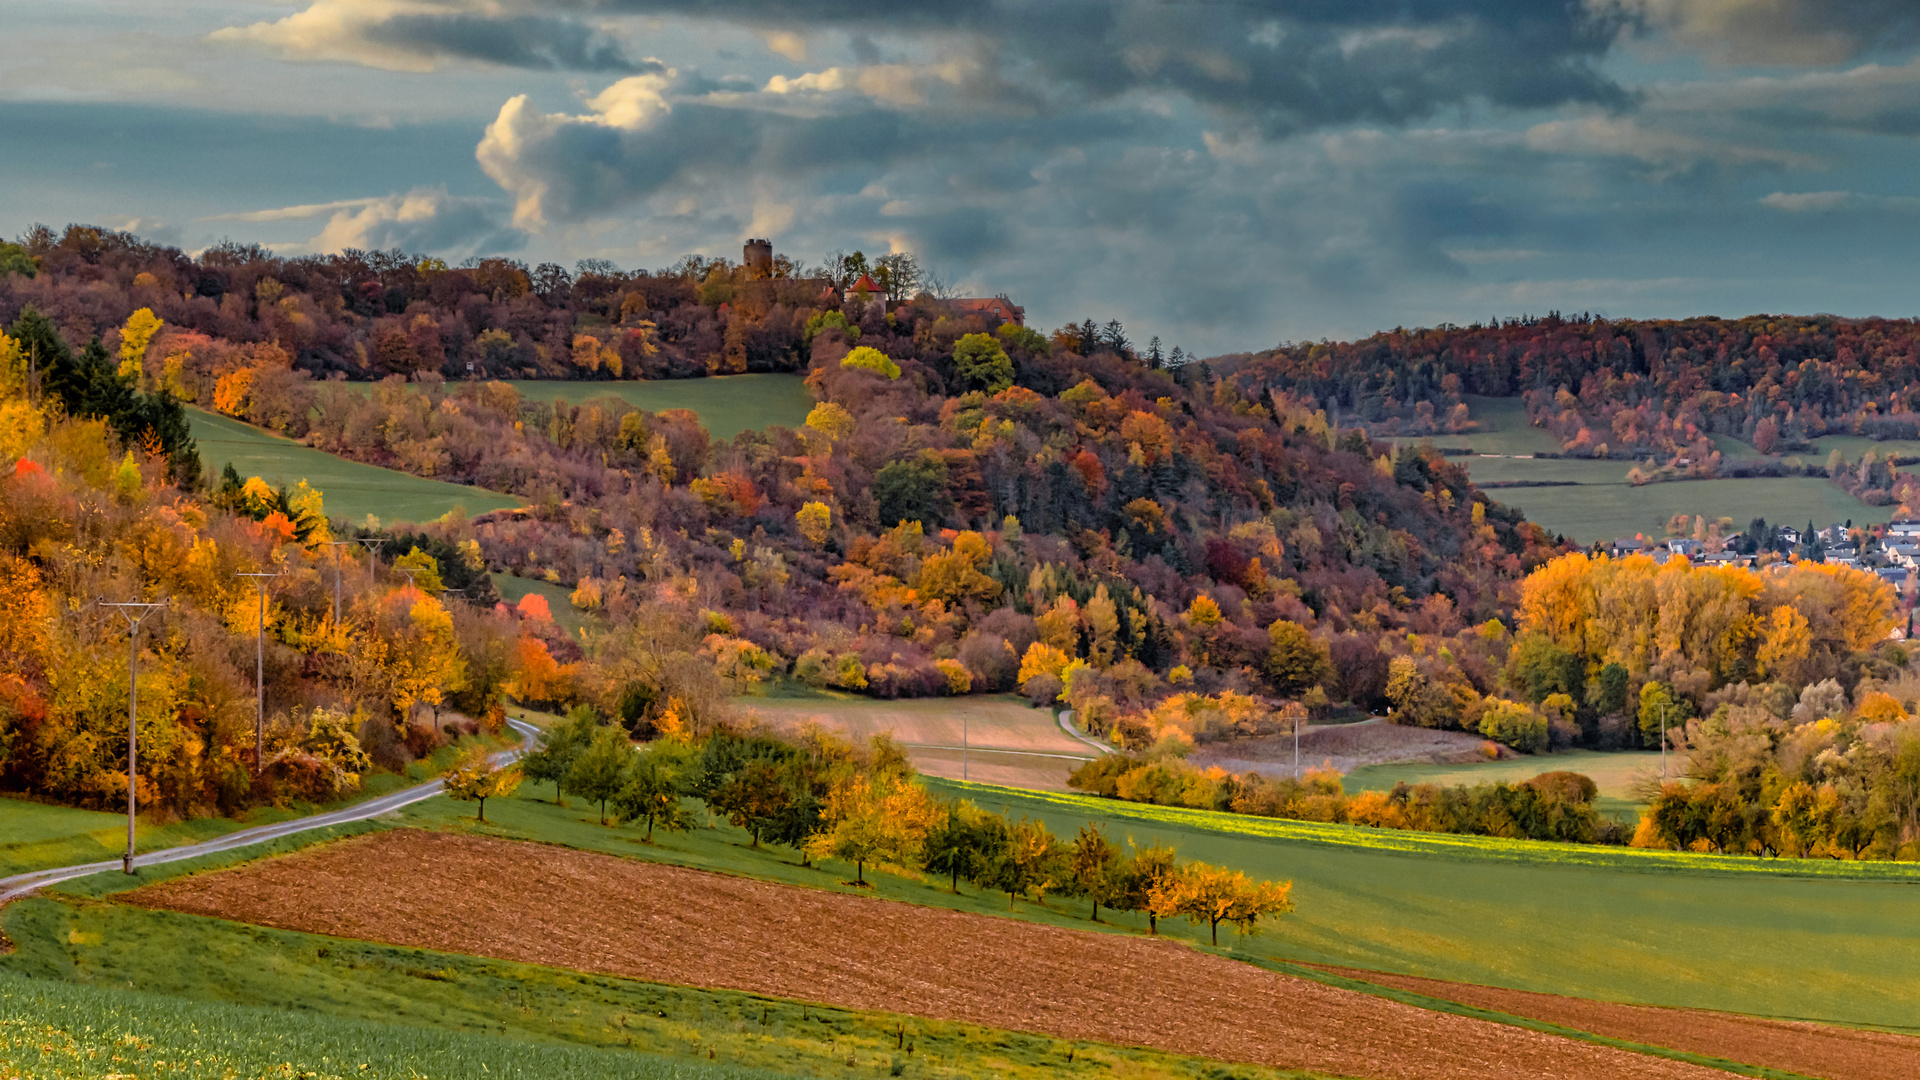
[187,406,521,524]
[505,374,813,442]
[1229,955,1819,1080]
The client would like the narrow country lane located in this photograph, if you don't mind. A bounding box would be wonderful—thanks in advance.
[0,718,539,903]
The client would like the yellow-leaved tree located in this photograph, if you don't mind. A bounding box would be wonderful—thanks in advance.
[804,772,941,885]
[118,308,164,385]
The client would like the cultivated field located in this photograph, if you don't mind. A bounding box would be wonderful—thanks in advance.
[507,374,813,442]
[121,829,1723,1080]
[1315,965,1920,1080]
[1191,718,1494,777]
[742,692,1096,790]
[188,406,520,524]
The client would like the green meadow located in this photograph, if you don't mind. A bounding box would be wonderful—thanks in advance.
[942,783,1920,1031]
[0,965,791,1080]
[1493,476,1894,543]
[1391,395,1896,541]
[491,571,597,637]
[187,407,520,525]
[508,374,813,442]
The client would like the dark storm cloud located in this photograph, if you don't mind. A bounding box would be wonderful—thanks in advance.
[280,0,1630,129]
[1604,0,1920,65]
[367,15,658,72]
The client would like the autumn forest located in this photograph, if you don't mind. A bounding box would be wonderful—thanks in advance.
[4,223,1920,864]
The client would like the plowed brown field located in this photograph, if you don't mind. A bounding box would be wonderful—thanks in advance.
[124,829,1728,1080]
[1319,965,1920,1080]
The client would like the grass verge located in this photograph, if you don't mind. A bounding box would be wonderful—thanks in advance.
[0,731,512,879]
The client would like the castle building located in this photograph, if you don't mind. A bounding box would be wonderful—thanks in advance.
[742,238,773,280]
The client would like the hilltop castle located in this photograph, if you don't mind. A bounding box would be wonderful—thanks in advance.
[742,238,1022,325]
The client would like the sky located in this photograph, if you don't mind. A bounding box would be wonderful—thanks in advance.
[6,1,1920,355]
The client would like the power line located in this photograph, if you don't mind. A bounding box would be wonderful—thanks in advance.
[101,599,166,875]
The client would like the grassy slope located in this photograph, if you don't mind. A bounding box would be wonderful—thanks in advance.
[1393,397,1895,542]
[506,375,813,443]
[490,571,596,638]
[188,407,520,525]
[0,735,506,878]
[932,782,1920,1031]
[1496,477,1895,543]
[1341,749,1667,821]
[0,967,783,1080]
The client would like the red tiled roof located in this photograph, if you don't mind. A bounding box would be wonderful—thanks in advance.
[850,273,883,294]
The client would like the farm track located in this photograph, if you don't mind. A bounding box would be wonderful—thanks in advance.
[1313,965,1920,1080]
[125,829,1731,1080]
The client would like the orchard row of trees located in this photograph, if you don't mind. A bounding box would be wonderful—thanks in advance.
[512,716,1293,943]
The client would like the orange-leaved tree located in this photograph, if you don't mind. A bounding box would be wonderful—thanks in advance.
[1148,860,1294,946]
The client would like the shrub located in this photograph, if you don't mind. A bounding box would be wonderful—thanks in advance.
[841,346,901,379]
[936,658,973,695]
[1477,697,1548,753]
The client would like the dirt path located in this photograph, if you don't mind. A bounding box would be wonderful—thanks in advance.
[124,830,1729,1080]
[1317,965,1920,1080]
[746,695,1093,790]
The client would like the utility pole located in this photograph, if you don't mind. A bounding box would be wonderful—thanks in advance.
[102,600,165,875]
[325,540,354,624]
[962,711,968,781]
[355,536,388,591]
[1661,701,1669,783]
[1293,711,1301,781]
[236,572,279,771]
[395,565,424,591]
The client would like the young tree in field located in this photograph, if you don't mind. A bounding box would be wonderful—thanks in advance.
[694,731,803,843]
[711,756,797,848]
[805,773,940,886]
[922,800,993,893]
[1066,823,1122,921]
[1150,861,1294,946]
[973,817,1063,909]
[1112,842,1180,934]
[568,724,636,825]
[614,741,697,841]
[441,748,522,823]
[519,707,596,805]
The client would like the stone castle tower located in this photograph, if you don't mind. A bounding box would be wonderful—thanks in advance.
[743,238,773,279]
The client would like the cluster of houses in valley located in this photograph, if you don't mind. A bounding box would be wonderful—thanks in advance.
[1603,519,1920,597]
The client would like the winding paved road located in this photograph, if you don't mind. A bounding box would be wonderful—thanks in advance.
[0,718,539,903]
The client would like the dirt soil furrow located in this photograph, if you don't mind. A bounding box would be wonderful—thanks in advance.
[124,829,1732,1080]
[1315,965,1920,1080]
